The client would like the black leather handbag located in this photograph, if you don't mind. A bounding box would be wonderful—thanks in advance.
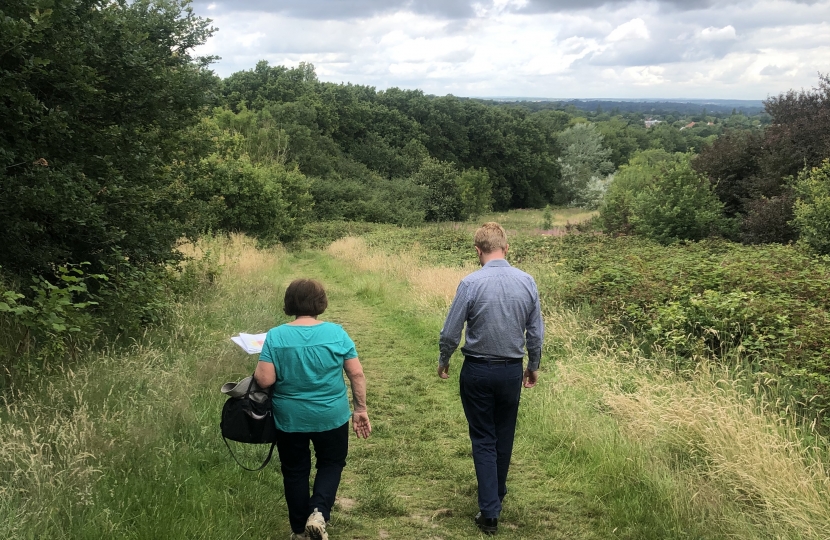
[220,375,278,471]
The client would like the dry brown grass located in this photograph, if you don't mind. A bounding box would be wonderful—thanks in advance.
[327,236,475,310]
[604,364,830,538]
[178,233,280,276]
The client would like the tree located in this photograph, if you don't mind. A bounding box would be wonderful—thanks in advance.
[630,154,734,244]
[557,123,615,207]
[413,158,464,222]
[457,168,493,220]
[600,149,677,234]
[0,0,216,276]
[792,160,830,255]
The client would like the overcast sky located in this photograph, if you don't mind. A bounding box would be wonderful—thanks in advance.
[193,0,830,100]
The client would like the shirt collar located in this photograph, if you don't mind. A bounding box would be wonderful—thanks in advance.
[483,259,511,268]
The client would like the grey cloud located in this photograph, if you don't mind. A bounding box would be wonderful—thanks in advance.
[517,0,823,15]
[518,0,730,14]
[575,25,744,68]
[760,65,790,77]
[438,48,477,62]
[193,0,474,19]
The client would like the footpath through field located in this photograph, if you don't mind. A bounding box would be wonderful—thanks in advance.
[269,250,655,540]
[0,239,733,539]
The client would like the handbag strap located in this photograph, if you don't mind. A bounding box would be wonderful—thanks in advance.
[222,436,277,471]
[222,371,276,471]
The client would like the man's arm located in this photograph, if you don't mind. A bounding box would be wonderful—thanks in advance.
[438,281,470,378]
[524,284,544,387]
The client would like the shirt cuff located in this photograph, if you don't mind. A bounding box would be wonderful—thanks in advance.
[438,354,451,368]
[527,351,541,371]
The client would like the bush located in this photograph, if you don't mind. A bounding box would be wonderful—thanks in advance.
[516,235,830,430]
[629,154,735,244]
[457,168,493,220]
[740,193,797,245]
[792,159,830,255]
[414,158,464,222]
[311,173,426,226]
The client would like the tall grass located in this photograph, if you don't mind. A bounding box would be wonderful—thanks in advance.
[329,233,830,539]
[0,234,289,539]
[3,227,829,539]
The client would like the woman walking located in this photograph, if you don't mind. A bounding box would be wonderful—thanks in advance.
[254,278,371,540]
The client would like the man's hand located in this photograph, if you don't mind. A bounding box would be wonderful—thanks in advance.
[437,364,449,379]
[352,410,372,439]
[523,369,538,388]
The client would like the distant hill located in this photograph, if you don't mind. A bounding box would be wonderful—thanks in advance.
[481,97,766,116]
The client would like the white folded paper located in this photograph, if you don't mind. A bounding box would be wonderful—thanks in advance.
[231,332,267,354]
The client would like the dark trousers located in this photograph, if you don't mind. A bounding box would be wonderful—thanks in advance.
[459,359,523,519]
[274,422,349,534]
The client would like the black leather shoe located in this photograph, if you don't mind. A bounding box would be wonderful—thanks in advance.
[475,512,498,535]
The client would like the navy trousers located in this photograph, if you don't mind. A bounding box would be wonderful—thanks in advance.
[459,359,523,519]
[274,422,349,534]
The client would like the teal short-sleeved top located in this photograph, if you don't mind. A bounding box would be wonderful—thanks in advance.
[259,322,357,433]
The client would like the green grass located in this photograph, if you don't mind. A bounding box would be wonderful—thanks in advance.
[1,230,828,539]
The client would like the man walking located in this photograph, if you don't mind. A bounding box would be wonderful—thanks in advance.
[438,222,543,536]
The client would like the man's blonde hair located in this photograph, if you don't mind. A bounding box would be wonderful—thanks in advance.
[474,222,508,253]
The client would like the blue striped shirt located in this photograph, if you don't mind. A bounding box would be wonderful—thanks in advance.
[439,259,543,371]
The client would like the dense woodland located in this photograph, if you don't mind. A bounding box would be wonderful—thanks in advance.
[3,0,830,427]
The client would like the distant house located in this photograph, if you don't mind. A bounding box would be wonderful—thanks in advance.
[644,119,662,128]
[679,121,696,130]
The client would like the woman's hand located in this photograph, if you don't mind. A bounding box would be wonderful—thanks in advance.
[352,410,372,439]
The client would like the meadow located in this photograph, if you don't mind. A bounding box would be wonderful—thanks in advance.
[1,209,829,539]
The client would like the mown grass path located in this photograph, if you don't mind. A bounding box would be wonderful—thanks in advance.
[0,243,716,539]
[261,253,583,539]
[259,251,669,540]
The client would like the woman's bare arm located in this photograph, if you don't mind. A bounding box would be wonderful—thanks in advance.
[254,360,276,388]
[344,357,371,438]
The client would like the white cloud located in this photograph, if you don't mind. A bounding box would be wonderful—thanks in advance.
[606,18,650,42]
[195,0,830,99]
[700,25,737,41]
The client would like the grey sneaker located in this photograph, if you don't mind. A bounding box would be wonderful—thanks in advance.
[305,508,328,540]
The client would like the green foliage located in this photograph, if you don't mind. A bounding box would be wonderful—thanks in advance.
[414,158,464,222]
[541,205,553,230]
[192,155,312,243]
[457,168,493,220]
[793,160,830,255]
[629,154,735,244]
[0,0,216,275]
[311,172,426,226]
[557,123,615,207]
[600,149,681,234]
[217,62,562,210]
[0,264,104,363]
[600,151,733,243]
[510,234,830,430]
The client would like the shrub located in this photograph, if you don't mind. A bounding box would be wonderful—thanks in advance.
[457,168,493,220]
[629,154,735,244]
[413,158,464,222]
[527,235,830,430]
[740,193,797,245]
[792,159,830,255]
[599,149,679,235]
